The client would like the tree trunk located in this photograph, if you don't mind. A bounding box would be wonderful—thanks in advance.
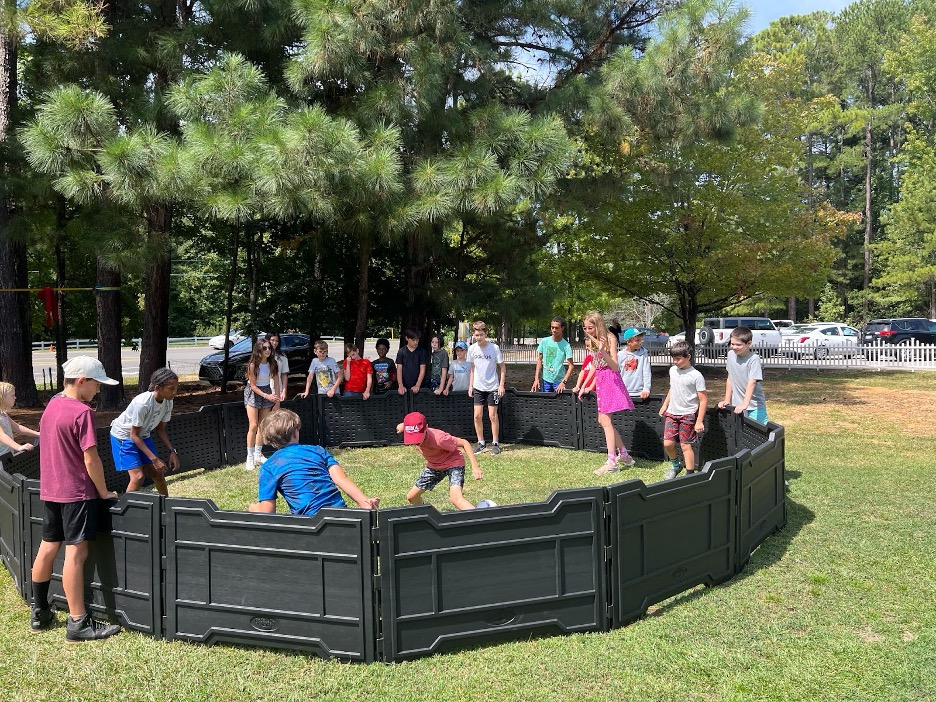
[95,258,124,409]
[863,116,873,314]
[354,237,371,351]
[0,235,40,406]
[220,228,239,394]
[246,225,259,334]
[54,241,67,391]
[787,295,797,322]
[138,204,172,392]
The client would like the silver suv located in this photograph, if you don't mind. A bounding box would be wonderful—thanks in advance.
[696,317,782,356]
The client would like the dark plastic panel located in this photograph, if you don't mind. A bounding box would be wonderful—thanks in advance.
[159,405,224,473]
[608,457,737,627]
[736,423,786,571]
[319,392,405,448]
[379,488,608,662]
[22,481,163,635]
[578,394,666,460]
[699,408,736,466]
[2,447,39,480]
[0,466,25,597]
[95,427,131,493]
[221,399,316,464]
[738,415,771,452]
[500,389,578,449]
[410,391,494,443]
[163,498,376,662]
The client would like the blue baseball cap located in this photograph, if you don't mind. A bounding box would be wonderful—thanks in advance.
[455,340,468,350]
[622,328,646,342]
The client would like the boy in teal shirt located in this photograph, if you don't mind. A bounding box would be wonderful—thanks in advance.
[531,316,573,393]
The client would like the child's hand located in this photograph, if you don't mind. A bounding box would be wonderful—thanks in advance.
[397,386,406,396]
[100,491,119,501]
[298,391,309,399]
[442,387,450,396]
[327,389,336,398]
[472,466,483,480]
[363,391,370,400]
[531,380,540,392]
[168,452,181,472]
[640,390,649,399]
[434,387,442,395]
[694,420,705,433]
[718,400,729,409]
[360,497,380,509]
[396,423,404,433]
[17,443,35,452]
[734,404,747,414]
[412,385,421,394]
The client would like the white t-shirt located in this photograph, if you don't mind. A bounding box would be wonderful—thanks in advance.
[467,341,504,392]
[0,414,15,457]
[110,391,173,440]
[448,359,471,392]
[276,353,290,375]
[666,366,706,416]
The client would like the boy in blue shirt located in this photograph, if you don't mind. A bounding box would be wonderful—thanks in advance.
[248,409,380,515]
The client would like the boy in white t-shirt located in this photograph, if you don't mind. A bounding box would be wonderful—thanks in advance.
[467,320,506,455]
[658,341,707,480]
[443,341,471,394]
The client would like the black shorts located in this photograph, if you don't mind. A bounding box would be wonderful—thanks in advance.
[473,390,500,407]
[42,499,99,545]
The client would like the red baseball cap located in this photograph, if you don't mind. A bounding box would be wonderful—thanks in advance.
[402,412,427,444]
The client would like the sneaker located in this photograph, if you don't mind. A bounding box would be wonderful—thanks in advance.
[663,464,684,480]
[65,614,121,643]
[245,454,255,471]
[594,459,620,476]
[473,442,487,454]
[30,607,54,631]
[491,444,502,456]
[616,453,636,468]
[254,452,267,466]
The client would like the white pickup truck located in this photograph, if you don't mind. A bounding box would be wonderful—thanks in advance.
[694,317,782,356]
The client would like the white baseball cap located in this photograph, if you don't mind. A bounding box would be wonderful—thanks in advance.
[61,356,119,385]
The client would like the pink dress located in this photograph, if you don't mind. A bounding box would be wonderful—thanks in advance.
[593,344,634,415]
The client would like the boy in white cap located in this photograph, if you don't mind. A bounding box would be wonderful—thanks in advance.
[29,356,123,642]
[397,411,483,510]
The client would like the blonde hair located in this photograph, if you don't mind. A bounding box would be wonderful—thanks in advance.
[260,409,302,448]
[0,382,13,412]
[583,311,611,353]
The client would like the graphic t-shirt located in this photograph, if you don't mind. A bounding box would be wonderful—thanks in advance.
[618,347,651,396]
[467,341,504,392]
[110,391,173,440]
[371,356,397,394]
[416,428,465,470]
[430,349,450,387]
[39,395,99,502]
[256,444,346,516]
[536,336,573,384]
[396,346,430,389]
[309,357,341,394]
[447,359,471,392]
[343,357,373,393]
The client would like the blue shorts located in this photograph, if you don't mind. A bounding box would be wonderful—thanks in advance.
[541,380,562,392]
[110,434,158,472]
[745,407,768,425]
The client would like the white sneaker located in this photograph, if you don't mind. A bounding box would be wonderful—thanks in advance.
[254,451,267,466]
[245,454,255,471]
[617,453,636,468]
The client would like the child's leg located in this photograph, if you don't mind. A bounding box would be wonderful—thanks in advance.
[143,465,168,496]
[62,541,90,618]
[472,403,485,443]
[488,403,500,444]
[406,486,426,505]
[663,439,679,459]
[126,466,147,492]
[31,539,61,584]
[597,413,617,457]
[448,484,475,510]
[245,405,260,449]
[681,442,696,472]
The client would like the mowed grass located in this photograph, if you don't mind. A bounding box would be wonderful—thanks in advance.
[2,370,935,701]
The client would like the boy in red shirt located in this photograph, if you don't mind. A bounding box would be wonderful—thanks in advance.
[342,343,373,399]
[397,411,483,510]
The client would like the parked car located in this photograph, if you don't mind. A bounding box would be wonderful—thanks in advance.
[619,327,670,352]
[694,317,782,356]
[779,323,810,336]
[771,319,796,329]
[779,323,861,360]
[862,318,936,361]
[207,330,249,349]
[199,333,312,385]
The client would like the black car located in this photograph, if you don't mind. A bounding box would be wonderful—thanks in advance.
[862,318,936,360]
[198,333,312,385]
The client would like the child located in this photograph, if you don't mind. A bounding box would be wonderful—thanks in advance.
[244,339,280,470]
[371,338,398,395]
[267,332,290,401]
[659,341,708,480]
[0,382,39,459]
[109,368,180,495]
[583,311,635,475]
[396,327,429,395]
[570,352,596,400]
[29,356,122,642]
[443,341,471,394]
[531,316,573,393]
[467,320,506,455]
[619,328,651,399]
[718,326,768,424]
[429,333,450,395]
[342,343,373,399]
[248,409,380,515]
[300,340,341,399]
[398,411,483,510]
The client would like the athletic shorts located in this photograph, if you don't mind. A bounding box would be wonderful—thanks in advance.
[414,466,466,491]
[42,499,99,545]
[745,407,768,425]
[663,412,699,444]
[110,434,157,472]
[541,380,562,392]
[473,390,500,407]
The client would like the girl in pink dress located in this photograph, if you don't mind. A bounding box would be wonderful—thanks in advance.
[583,311,635,475]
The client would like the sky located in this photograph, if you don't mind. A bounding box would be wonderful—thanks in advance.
[743,0,857,34]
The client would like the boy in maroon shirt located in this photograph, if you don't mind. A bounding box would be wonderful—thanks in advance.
[397,411,482,510]
[29,356,122,643]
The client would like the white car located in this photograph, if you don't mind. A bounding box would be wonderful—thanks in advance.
[208,330,247,349]
[779,323,860,360]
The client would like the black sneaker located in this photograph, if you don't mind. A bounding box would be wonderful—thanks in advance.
[30,607,54,631]
[65,614,121,643]
[490,444,502,456]
[473,442,487,454]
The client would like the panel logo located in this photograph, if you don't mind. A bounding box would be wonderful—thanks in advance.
[250,616,278,632]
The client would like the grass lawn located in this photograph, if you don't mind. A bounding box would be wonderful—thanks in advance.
[1,371,934,701]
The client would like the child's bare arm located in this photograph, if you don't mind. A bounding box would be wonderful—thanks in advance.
[0,425,30,452]
[84,447,118,500]
[659,390,671,416]
[248,499,276,513]
[695,392,708,432]
[459,438,483,480]
[413,363,427,393]
[9,419,39,439]
[734,379,757,413]
[329,465,380,509]
[532,354,543,391]
[497,362,506,396]
[299,372,313,398]
[719,377,733,408]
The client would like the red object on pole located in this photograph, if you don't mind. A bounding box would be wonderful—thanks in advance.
[37,286,58,328]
